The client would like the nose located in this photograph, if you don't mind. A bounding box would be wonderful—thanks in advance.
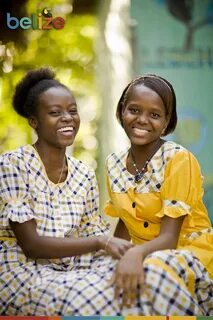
[61,111,73,121]
[137,112,149,124]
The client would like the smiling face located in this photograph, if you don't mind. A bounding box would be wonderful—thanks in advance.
[29,86,80,149]
[122,84,169,146]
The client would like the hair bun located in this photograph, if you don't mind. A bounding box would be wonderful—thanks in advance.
[13,67,56,117]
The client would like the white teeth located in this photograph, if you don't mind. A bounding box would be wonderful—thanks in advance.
[134,128,149,133]
[58,127,74,132]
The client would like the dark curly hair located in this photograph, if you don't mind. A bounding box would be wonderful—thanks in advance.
[116,74,177,136]
[13,67,69,118]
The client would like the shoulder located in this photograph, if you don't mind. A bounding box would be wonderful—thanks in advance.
[162,140,200,169]
[162,140,186,157]
[106,148,129,171]
[162,140,190,162]
[66,156,98,195]
[67,155,96,180]
[0,146,32,188]
[0,145,30,170]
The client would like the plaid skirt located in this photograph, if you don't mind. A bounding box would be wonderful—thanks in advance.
[0,248,212,316]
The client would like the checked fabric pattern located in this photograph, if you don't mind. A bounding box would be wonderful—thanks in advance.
[106,141,184,194]
[104,141,213,315]
[0,144,212,315]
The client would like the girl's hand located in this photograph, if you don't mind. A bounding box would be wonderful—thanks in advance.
[111,246,144,306]
[98,236,133,259]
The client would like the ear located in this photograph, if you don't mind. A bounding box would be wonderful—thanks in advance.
[161,118,169,135]
[28,117,38,130]
[121,102,126,115]
[161,127,167,135]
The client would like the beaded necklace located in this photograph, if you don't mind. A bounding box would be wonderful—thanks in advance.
[130,140,162,183]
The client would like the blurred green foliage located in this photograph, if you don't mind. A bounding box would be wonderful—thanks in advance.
[0,0,99,168]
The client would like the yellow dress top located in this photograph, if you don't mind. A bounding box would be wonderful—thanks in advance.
[104,141,213,277]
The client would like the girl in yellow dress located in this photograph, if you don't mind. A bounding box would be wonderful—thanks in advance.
[105,74,213,315]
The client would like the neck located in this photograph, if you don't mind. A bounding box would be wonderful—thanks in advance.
[130,138,163,169]
[33,141,67,184]
[34,141,66,167]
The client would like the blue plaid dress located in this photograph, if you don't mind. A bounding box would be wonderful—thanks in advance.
[0,145,212,315]
[0,145,117,315]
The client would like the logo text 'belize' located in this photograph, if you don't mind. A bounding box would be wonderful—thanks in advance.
[6,8,65,30]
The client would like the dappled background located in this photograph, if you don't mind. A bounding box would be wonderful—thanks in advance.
[0,0,99,162]
[0,0,132,227]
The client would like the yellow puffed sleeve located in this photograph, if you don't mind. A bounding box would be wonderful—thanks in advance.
[156,150,204,221]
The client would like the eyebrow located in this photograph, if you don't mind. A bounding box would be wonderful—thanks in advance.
[126,102,139,107]
[149,107,164,113]
[127,102,164,110]
[47,103,77,108]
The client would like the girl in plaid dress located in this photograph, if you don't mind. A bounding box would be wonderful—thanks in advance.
[104,74,213,315]
[0,67,134,315]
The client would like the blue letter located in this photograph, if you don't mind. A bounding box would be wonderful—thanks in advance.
[7,13,19,29]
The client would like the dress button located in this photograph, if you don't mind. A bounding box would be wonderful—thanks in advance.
[144,221,149,228]
[132,202,136,208]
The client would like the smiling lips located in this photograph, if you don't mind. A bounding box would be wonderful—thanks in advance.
[132,127,151,136]
[57,126,74,136]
